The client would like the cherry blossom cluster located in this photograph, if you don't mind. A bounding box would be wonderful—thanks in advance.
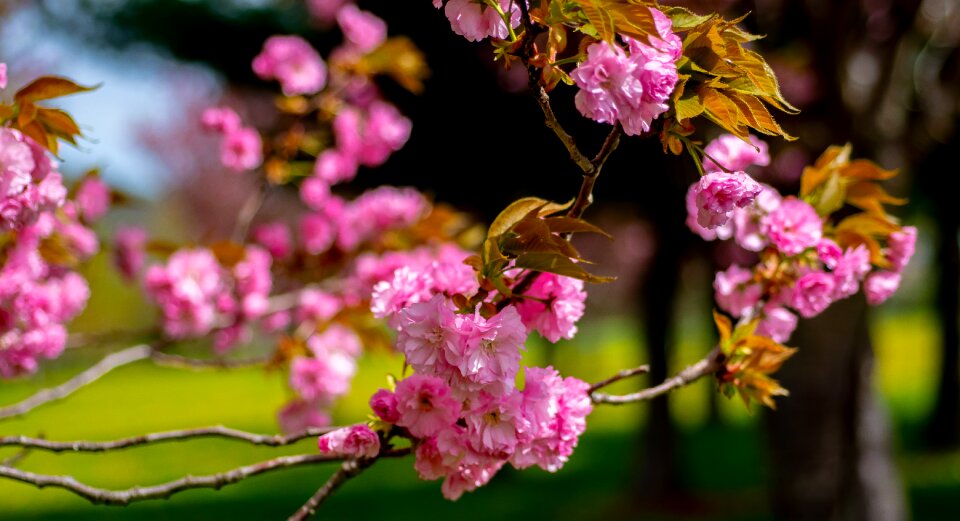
[314,240,593,499]
[571,8,682,136]
[432,0,522,42]
[687,134,917,342]
[200,107,263,172]
[1,120,108,377]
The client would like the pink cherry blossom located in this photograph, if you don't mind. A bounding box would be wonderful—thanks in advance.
[252,222,293,260]
[313,149,358,185]
[296,288,342,324]
[516,274,586,343]
[278,399,331,434]
[289,353,356,403]
[790,271,836,318]
[762,197,822,256]
[144,249,223,338]
[74,175,111,222]
[441,459,504,501]
[832,245,871,299]
[463,391,527,456]
[755,306,798,342]
[714,264,761,318]
[443,0,520,42]
[220,126,263,172]
[692,171,763,229]
[686,182,734,241]
[307,324,362,358]
[114,226,147,281]
[395,374,463,438]
[200,107,241,134]
[887,226,916,273]
[512,366,592,472]
[337,5,387,53]
[817,238,843,269]
[317,424,380,458]
[865,271,901,305]
[702,134,770,173]
[394,295,460,377]
[370,388,400,423]
[0,63,6,89]
[252,36,327,95]
[300,176,331,210]
[371,266,433,322]
[448,305,526,396]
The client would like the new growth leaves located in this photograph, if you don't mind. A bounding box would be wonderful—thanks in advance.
[714,311,796,410]
[1,76,95,155]
[663,7,798,150]
[801,144,906,268]
[474,197,613,296]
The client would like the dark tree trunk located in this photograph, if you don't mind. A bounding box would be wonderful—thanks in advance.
[766,296,906,521]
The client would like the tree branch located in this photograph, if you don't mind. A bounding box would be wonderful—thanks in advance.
[0,345,154,422]
[0,453,342,506]
[0,426,338,453]
[591,347,723,405]
[533,85,595,174]
[287,457,378,521]
[149,352,270,371]
[587,364,651,394]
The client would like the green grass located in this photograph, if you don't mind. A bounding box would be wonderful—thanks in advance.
[1,312,958,519]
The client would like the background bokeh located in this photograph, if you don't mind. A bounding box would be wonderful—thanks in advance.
[1,0,958,519]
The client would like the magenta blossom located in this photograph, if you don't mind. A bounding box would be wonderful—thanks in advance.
[220,127,263,172]
[200,107,241,134]
[278,399,331,434]
[449,305,526,396]
[790,271,836,318]
[252,35,327,95]
[252,222,293,260]
[887,226,916,273]
[113,226,147,281]
[443,0,520,42]
[337,5,387,53]
[370,388,400,423]
[755,306,798,343]
[516,274,587,343]
[74,175,110,222]
[512,366,592,472]
[865,271,901,305]
[714,264,761,318]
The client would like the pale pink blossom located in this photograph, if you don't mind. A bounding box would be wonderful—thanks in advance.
[448,306,526,396]
[252,36,327,95]
[317,424,380,458]
[703,134,770,173]
[714,264,761,318]
[337,5,387,53]
[371,266,433,322]
[755,306,798,342]
[307,324,362,358]
[296,288,342,324]
[463,391,527,456]
[693,172,763,229]
[887,226,916,273]
[395,374,463,438]
[290,353,356,403]
[74,175,110,222]
[832,245,871,299]
[441,459,504,501]
[394,295,460,377]
[278,399,331,434]
[762,197,822,256]
[686,183,733,241]
[144,249,223,338]
[790,271,836,318]
[516,274,586,343]
[414,428,466,480]
[443,0,520,42]
[865,271,901,305]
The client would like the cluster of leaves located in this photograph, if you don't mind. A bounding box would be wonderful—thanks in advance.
[801,144,907,268]
[713,311,796,410]
[467,196,612,305]
[0,76,94,155]
[662,7,798,154]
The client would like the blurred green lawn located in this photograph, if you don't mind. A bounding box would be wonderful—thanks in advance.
[1,310,958,520]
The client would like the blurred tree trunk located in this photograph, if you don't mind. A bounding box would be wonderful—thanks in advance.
[766,296,907,521]
[923,141,960,448]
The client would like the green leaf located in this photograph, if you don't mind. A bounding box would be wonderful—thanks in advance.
[543,216,613,238]
[514,252,614,283]
[487,197,572,238]
[663,6,714,30]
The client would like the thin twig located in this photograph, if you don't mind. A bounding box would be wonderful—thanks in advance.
[0,345,153,422]
[232,179,268,243]
[149,352,270,370]
[568,124,623,219]
[591,347,723,405]
[288,457,380,521]
[0,426,339,453]
[533,85,595,174]
[0,453,342,506]
[1,448,31,468]
[587,364,651,394]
